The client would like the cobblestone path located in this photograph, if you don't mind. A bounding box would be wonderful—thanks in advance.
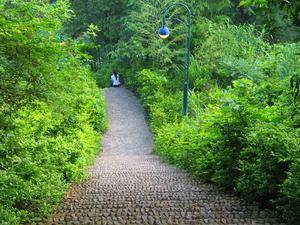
[51,87,283,225]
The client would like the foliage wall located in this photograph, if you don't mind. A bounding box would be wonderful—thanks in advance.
[0,0,107,224]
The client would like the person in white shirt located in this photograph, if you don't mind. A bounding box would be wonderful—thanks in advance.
[110,70,121,87]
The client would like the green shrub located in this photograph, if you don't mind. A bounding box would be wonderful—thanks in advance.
[136,69,167,111]
[155,121,202,169]
[193,19,268,87]
[237,123,299,202]
[280,158,300,222]
[153,76,299,222]
[155,119,217,178]
[0,1,107,223]
[149,91,182,131]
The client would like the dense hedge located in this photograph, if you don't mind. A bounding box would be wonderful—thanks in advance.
[0,1,106,224]
[115,20,300,223]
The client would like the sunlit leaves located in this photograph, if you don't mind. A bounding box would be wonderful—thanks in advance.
[0,1,107,223]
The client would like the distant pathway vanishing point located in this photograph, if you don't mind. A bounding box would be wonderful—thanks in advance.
[51,87,284,225]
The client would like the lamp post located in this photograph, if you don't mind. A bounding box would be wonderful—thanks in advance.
[158,2,191,116]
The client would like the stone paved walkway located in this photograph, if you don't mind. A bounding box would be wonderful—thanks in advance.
[51,87,284,225]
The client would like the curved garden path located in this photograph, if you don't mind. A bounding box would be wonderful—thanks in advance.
[51,87,283,225]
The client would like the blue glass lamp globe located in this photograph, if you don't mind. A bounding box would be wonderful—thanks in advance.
[158,26,170,39]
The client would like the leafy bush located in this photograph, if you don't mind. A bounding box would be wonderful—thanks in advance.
[0,1,107,223]
[149,91,182,131]
[155,119,217,178]
[237,123,299,203]
[136,69,167,111]
[127,69,182,130]
[281,158,300,222]
[154,77,299,222]
[108,9,300,221]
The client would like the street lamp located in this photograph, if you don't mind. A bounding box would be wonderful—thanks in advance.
[158,2,191,116]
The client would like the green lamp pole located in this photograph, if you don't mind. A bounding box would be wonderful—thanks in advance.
[158,2,192,116]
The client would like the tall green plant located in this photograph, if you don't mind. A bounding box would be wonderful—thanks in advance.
[0,1,107,223]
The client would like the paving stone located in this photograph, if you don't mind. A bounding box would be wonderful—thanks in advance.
[50,87,284,225]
